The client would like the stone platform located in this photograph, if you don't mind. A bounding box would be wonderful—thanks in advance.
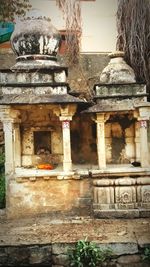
[0,216,150,266]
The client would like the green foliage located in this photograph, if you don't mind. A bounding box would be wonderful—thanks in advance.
[68,240,113,267]
[143,246,150,261]
[0,152,5,173]
[0,0,32,21]
[0,173,5,209]
[0,152,5,209]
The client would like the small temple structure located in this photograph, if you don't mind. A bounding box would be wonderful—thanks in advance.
[0,12,150,219]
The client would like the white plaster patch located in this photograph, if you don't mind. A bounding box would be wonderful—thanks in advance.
[54,71,66,83]
[2,87,22,94]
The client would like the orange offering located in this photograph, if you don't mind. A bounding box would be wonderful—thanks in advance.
[37,164,53,170]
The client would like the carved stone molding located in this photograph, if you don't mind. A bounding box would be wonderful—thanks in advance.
[53,104,77,120]
[0,106,21,123]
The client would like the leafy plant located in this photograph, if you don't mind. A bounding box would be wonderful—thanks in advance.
[0,173,5,209]
[68,240,113,267]
[143,246,150,261]
[0,0,32,21]
[0,152,5,172]
[0,152,5,209]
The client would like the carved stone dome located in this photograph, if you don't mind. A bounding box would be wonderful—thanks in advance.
[11,9,61,60]
[100,51,136,84]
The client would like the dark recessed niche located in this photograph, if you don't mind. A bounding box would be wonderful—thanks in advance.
[34,131,51,155]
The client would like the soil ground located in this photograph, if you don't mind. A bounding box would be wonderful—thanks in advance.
[0,215,150,246]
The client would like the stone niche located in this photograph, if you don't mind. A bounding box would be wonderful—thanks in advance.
[71,113,97,165]
[20,106,63,167]
[106,113,137,164]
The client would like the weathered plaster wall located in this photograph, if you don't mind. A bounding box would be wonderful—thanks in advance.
[7,178,92,218]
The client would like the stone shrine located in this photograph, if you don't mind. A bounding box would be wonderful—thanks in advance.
[0,13,150,219]
[85,51,150,217]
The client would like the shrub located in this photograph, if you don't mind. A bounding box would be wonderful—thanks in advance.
[68,240,113,267]
[0,173,5,209]
[143,246,150,261]
[0,152,5,209]
[0,152,5,173]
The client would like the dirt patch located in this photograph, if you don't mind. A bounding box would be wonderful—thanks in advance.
[0,216,150,246]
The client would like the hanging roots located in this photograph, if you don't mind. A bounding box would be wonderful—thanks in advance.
[56,0,82,66]
[116,0,150,98]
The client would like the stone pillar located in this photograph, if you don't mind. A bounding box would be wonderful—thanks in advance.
[14,123,21,167]
[3,120,15,174]
[53,104,77,172]
[135,121,140,162]
[138,118,149,167]
[60,117,72,171]
[0,106,21,174]
[96,113,106,169]
[105,123,112,163]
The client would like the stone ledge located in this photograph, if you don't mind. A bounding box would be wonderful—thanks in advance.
[91,167,150,177]
[93,209,140,218]
[14,167,82,182]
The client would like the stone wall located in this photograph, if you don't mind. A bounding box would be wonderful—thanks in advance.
[7,178,92,219]
[0,242,149,267]
[6,170,150,219]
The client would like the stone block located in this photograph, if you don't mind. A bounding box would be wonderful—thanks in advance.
[93,186,114,204]
[52,254,69,266]
[115,178,136,186]
[94,209,139,218]
[29,245,52,264]
[93,179,114,186]
[7,246,30,265]
[93,203,115,210]
[137,177,150,185]
[137,185,150,204]
[115,203,136,210]
[97,243,138,256]
[139,209,150,217]
[0,250,8,265]
[115,186,136,205]
[52,243,74,255]
[117,254,141,264]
